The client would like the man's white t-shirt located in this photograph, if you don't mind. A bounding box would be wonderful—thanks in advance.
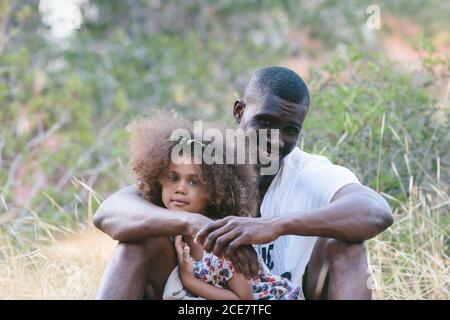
[256,147,360,286]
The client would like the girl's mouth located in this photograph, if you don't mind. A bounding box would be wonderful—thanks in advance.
[171,199,189,207]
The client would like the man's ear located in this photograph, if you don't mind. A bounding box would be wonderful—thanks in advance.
[233,100,246,123]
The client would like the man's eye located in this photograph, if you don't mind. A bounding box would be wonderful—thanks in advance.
[285,127,299,136]
[259,119,272,127]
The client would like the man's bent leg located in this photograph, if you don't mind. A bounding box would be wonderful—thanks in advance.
[143,237,177,299]
[96,237,176,299]
[303,237,371,300]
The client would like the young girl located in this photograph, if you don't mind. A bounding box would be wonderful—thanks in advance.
[129,112,303,300]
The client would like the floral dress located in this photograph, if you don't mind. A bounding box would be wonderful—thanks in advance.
[191,251,304,300]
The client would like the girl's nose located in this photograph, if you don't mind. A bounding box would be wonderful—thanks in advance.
[175,180,187,194]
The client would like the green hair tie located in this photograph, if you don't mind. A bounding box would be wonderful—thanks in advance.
[168,135,206,148]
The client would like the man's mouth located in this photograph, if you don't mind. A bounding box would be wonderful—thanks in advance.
[260,148,281,159]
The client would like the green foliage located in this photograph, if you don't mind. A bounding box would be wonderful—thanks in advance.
[0,0,448,242]
[304,46,448,201]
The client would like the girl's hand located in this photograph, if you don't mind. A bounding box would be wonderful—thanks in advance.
[174,236,253,300]
[174,235,195,283]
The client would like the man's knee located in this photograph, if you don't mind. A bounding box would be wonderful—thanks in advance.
[324,239,367,265]
[115,237,172,264]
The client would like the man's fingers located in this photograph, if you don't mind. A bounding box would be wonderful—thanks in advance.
[233,248,251,280]
[224,234,247,258]
[195,219,228,245]
[203,224,235,253]
[243,246,260,280]
[230,255,242,275]
[212,231,239,257]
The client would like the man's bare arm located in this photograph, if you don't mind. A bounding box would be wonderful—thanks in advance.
[93,186,211,242]
[277,183,393,242]
[94,186,261,280]
[197,183,394,257]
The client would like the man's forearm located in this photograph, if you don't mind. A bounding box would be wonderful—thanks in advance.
[275,188,393,242]
[93,186,190,242]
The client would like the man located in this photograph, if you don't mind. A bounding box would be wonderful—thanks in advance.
[94,66,393,300]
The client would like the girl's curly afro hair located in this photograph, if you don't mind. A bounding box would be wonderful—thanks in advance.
[128,111,259,219]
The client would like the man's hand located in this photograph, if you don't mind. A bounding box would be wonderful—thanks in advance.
[229,245,260,280]
[196,216,280,256]
[194,216,281,280]
[185,213,213,238]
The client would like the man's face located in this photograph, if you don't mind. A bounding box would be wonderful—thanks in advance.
[233,92,307,164]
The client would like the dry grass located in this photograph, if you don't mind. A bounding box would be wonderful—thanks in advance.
[369,183,449,299]
[0,182,448,299]
[0,224,116,299]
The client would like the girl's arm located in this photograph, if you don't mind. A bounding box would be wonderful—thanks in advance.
[175,236,253,300]
[182,274,253,300]
[223,272,254,300]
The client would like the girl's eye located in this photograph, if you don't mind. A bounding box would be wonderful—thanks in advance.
[189,180,198,186]
[169,175,178,182]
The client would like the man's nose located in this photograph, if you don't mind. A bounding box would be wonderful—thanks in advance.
[267,136,284,151]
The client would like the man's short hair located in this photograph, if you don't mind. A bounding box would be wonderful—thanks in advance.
[244,66,310,107]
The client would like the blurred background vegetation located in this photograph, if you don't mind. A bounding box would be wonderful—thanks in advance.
[0,0,448,299]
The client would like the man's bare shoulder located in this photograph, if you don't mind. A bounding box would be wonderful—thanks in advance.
[120,185,140,194]
[109,185,141,198]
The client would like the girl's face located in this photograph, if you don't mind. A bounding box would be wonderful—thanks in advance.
[161,156,209,214]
